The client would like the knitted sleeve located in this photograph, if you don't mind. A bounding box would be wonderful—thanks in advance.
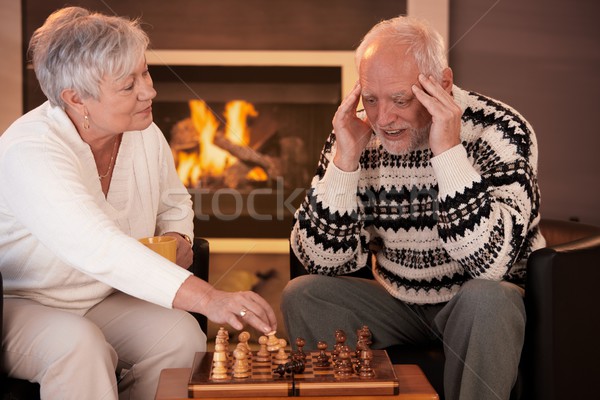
[431,91,542,282]
[290,132,371,276]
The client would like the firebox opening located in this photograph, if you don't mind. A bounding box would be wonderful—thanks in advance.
[151,65,341,238]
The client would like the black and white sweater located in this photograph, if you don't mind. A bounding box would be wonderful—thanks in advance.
[291,85,545,304]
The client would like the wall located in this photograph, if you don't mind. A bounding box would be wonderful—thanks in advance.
[449,0,600,225]
[0,0,22,133]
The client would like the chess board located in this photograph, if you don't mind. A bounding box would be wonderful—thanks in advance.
[188,350,399,398]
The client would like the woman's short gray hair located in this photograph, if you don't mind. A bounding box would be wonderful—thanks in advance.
[28,6,150,108]
[355,15,447,82]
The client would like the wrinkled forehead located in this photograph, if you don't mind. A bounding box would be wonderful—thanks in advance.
[359,42,420,94]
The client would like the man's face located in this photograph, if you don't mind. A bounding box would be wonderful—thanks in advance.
[359,42,432,155]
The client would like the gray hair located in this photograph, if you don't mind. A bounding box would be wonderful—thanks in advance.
[355,15,447,82]
[28,6,150,108]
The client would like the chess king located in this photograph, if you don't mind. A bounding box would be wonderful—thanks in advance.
[281,14,543,400]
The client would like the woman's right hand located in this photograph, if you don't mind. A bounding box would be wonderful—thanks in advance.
[173,276,277,334]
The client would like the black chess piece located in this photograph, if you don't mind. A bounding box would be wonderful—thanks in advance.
[332,329,346,364]
[334,345,353,377]
[293,337,307,362]
[358,348,375,378]
[315,340,331,367]
[273,359,305,377]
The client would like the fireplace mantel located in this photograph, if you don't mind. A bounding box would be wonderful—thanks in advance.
[145,49,358,99]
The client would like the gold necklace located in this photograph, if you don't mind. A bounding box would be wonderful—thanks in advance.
[98,136,120,180]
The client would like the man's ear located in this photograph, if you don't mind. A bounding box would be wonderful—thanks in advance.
[60,88,84,113]
[441,67,454,94]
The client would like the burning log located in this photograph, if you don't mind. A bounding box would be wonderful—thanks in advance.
[213,133,283,188]
[214,133,309,190]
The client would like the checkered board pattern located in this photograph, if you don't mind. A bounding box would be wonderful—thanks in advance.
[188,350,399,397]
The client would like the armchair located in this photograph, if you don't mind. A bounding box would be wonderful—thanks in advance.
[1,237,210,400]
[289,219,600,400]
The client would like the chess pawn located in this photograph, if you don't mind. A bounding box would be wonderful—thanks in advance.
[232,347,251,379]
[334,345,354,377]
[266,331,280,352]
[237,331,252,355]
[273,338,289,365]
[255,335,271,362]
[211,343,230,380]
[315,340,331,367]
[293,337,307,362]
[358,348,375,378]
[235,342,249,361]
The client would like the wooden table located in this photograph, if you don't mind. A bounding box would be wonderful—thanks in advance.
[155,364,439,400]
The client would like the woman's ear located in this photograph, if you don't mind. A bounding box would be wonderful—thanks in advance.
[441,67,454,94]
[60,88,84,113]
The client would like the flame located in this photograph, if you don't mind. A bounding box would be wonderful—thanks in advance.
[176,152,201,188]
[175,99,263,188]
[247,167,268,181]
[190,100,228,178]
[224,100,258,148]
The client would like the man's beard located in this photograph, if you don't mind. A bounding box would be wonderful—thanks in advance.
[374,123,431,155]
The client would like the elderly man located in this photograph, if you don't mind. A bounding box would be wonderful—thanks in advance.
[282,15,544,400]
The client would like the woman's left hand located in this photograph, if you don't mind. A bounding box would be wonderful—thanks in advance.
[163,232,193,268]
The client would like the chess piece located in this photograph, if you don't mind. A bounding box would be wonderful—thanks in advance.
[232,347,251,379]
[237,331,252,355]
[293,337,307,362]
[333,330,346,358]
[266,330,281,352]
[273,359,305,377]
[358,348,375,378]
[356,325,372,356]
[255,335,271,362]
[211,342,230,380]
[215,327,230,353]
[273,338,289,365]
[334,344,354,377]
[332,329,346,366]
[359,325,372,346]
[315,340,331,367]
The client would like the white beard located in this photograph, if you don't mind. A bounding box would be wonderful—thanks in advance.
[374,123,431,155]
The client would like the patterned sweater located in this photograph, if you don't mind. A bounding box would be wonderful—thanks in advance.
[291,85,545,304]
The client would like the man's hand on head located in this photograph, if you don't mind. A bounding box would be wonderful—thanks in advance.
[412,74,461,156]
[332,82,372,172]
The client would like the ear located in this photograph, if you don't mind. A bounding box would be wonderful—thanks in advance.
[60,89,85,113]
[441,67,454,94]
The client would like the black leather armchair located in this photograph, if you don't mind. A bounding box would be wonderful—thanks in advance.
[1,237,210,400]
[289,219,600,400]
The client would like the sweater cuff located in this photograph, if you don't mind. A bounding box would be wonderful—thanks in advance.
[316,161,361,211]
[430,144,481,198]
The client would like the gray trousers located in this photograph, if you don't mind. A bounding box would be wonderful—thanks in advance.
[2,291,206,400]
[281,276,525,400]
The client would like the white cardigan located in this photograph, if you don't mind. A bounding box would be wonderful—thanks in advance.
[0,102,194,314]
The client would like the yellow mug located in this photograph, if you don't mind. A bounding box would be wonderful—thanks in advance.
[139,236,177,263]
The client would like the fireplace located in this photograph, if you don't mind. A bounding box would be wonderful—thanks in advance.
[147,50,356,238]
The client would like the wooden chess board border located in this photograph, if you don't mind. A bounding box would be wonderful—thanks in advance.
[188,350,399,398]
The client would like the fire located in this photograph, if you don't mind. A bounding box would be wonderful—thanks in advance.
[176,99,263,188]
[224,100,258,148]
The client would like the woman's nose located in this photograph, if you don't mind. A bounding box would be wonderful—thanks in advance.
[139,79,156,101]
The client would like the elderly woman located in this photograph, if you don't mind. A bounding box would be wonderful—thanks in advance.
[0,6,276,399]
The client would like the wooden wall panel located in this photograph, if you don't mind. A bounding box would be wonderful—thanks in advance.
[24,0,407,51]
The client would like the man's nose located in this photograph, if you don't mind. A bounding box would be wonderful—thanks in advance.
[377,102,396,127]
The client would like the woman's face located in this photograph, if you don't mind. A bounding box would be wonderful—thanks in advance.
[84,57,156,137]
